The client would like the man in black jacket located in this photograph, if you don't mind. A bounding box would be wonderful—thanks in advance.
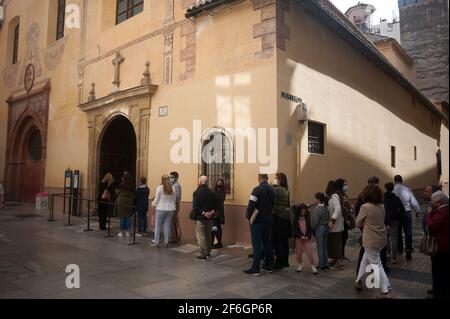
[133,177,150,236]
[243,174,275,276]
[384,182,406,264]
[192,175,218,260]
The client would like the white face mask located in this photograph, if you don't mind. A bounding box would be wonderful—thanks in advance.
[343,185,349,192]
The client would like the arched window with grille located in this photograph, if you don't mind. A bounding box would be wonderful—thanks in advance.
[201,129,233,196]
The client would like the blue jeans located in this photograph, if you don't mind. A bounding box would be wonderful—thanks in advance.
[316,224,329,268]
[401,210,413,252]
[250,214,273,272]
[137,211,148,233]
[120,217,131,230]
[154,210,175,245]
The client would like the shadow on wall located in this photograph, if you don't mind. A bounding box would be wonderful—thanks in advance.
[294,138,438,203]
[278,4,440,203]
[287,4,439,140]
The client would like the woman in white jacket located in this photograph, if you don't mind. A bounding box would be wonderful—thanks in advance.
[151,175,177,247]
[326,181,345,270]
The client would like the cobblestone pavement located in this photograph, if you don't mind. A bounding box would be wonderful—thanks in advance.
[0,204,432,299]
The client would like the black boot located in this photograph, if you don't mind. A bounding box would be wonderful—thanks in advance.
[214,231,223,249]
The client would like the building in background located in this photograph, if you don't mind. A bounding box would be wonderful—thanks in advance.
[345,2,411,81]
[399,0,449,103]
[345,2,401,43]
[398,0,449,194]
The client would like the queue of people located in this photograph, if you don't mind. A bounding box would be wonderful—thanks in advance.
[93,170,448,299]
[241,172,448,299]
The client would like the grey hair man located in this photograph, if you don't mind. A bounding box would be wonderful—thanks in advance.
[192,175,218,260]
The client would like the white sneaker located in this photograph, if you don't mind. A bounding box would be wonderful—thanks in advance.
[296,265,303,272]
[136,233,143,237]
[312,265,319,275]
[117,232,124,238]
[125,232,131,237]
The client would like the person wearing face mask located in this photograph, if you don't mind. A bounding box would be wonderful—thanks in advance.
[212,179,226,249]
[426,191,449,300]
[336,178,355,261]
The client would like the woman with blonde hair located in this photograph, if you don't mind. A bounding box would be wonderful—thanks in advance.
[97,173,115,230]
[151,175,176,247]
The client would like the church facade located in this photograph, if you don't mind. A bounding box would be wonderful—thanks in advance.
[0,0,444,244]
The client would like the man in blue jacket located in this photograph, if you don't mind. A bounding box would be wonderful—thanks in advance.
[243,174,275,276]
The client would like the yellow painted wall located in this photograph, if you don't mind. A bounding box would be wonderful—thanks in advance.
[0,0,86,187]
[375,42,416,84]
[0,0,277,205]
[277,5,440,203]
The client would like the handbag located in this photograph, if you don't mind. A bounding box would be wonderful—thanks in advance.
[101,188,111,201]
[419,232,438,256]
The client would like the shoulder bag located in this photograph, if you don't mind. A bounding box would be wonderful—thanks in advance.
[419,232,438,256]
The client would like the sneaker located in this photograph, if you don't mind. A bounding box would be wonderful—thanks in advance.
[213,243,223,249]
[296,265,303,273]
[150,243,160,248]
[136,233,143,237]
[125,232,131,237]
[262,266,273,274]
[406,252,412,260]
[195,255,207,260]
[377,292,393,299]
[117,232,124,238]
[243,269,261,276]
[330,265,344,271]
[312,265,319,275]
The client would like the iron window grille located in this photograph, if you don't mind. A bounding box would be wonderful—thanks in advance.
[308,121,325,154]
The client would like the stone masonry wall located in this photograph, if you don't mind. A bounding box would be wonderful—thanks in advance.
[399,0,449,102]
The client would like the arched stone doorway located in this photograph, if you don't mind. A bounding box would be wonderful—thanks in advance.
[4,80,50,203]
[79,84,157,200]
[6,117,45,203]
[99,115,137,187]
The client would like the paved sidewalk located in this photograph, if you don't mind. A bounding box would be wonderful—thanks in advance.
[0,203,432,299]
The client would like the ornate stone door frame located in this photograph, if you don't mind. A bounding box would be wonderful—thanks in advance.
[4,80,51,201]
[79,84,157,200]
